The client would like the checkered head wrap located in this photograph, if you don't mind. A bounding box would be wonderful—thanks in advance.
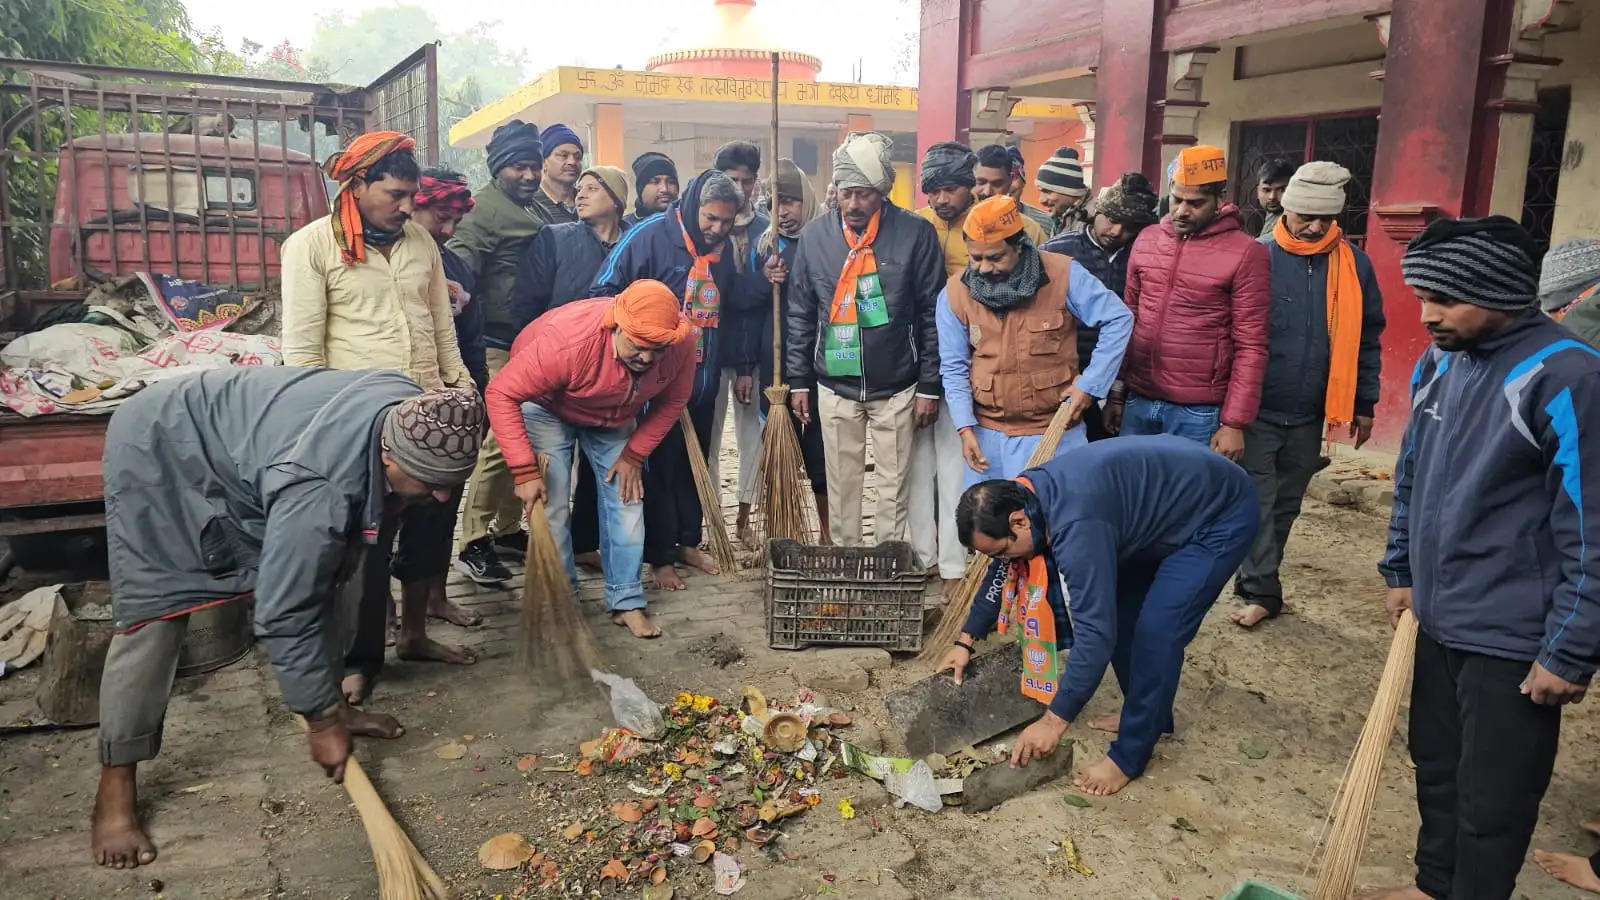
[380,388,486,485]
[1401,215,1541,311]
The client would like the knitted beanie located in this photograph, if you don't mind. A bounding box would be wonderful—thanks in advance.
[1036,147,1087,196]
[381,388,487,486]
[1280,161,1350,217]
[1402,216,1541,311]
[1540,239,1600,312]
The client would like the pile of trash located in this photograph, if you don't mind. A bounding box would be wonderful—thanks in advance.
[481,679,963,897]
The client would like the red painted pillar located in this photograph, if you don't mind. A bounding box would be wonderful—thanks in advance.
[1091,0,1164,188]
[1363,0,1513,450]
[916,0,971,203]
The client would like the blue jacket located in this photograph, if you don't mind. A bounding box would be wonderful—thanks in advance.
[1255,234,1386,426]
[720,211,772,371]
[1041,225,1136,370]
[440,249,488,393]
[963,435,1256,721]
[1380,312,1600,684]
[591,170,737,406]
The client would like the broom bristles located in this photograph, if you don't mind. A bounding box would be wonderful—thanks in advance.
[1306,610,1419,899]
[680,410,740,574]
[294,717,449,899]
[919,404,1078,661]
[520,454,604,684]
[755,383,814,549]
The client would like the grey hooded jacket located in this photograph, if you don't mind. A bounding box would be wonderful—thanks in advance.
[104,367,422,714]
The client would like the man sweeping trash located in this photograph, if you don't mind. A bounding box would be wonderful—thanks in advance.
[485,279,697,640]
[937,436,1258,796]
[91,368,485,869]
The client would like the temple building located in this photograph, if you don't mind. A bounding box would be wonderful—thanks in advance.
[451,0,1081,206]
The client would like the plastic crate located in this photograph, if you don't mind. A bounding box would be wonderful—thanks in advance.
[765,539,926,652]
[1220,881,1300,900]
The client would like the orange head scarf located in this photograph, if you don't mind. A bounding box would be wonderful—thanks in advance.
[322,131,416,264]
[1273,217,1363,426]
[963,195,1026,243]
[602,279,692,346]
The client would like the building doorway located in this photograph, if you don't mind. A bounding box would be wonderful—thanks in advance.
[1232,112,1379,246]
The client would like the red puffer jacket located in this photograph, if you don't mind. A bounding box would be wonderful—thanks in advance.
[1121,204,1271,428]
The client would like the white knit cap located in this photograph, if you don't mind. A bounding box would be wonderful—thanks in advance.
[1280,161,1350,216]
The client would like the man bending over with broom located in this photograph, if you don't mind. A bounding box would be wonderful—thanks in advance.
[1362,217,1600,900]
[486,279,696,639]
[92,368,485,869]
[937,436,1257,796]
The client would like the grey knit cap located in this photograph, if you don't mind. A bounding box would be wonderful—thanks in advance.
[1401,215,1540,311]
[380,388,486,486]
[1540,239,1600,311]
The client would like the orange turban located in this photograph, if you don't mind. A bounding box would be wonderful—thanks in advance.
[963,195,1026,242]
[1173,145,1227,186]
[602,279,692,345]
[322,130,416,264]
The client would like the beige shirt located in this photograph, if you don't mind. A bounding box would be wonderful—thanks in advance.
[280,215,468,391]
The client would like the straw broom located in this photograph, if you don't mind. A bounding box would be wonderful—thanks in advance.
[918,403,1077,661]
[680,409,740,573]
[755,50,814,549]
[1306,609,1419,899]
[295,717,449,900]
[520,454,604,684]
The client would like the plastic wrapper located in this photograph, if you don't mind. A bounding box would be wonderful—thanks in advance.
[590,669,666,739]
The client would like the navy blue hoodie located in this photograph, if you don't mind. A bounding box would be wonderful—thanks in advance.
[591,169,737,405]
[1380,312,1600,684]
[963,436,1257,722]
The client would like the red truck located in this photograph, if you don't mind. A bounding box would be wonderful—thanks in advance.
[0,49,440,568]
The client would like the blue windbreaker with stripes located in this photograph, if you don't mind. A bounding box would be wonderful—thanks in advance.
[1380,311,1600,684]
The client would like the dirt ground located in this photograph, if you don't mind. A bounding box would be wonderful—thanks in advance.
[3,446,1599,900]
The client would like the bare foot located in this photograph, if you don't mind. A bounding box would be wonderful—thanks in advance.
[1535,849,1600,893]
[736,505,754,545]
[1582,819,1600,839]
[1229,604,1273,629]
[426,595,482,627]
[650,564,686,591]
[1352,888,1430,900]
[343,706,405,740]
[681,547,720,576]
[395,635,478,665]
[342,672,373,706]
[91,766,156,869]
[613,609,662,638]
[1073,756,1132,796]
[574,550,602,571]
[1087,712,1121,734]
[940,578,965,602]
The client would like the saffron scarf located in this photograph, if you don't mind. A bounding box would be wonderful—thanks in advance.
[676,208,722,363]
[823,209,890,377]
[992,476,1062,705]
[323,131,416,265]
[1273,217,1362,426]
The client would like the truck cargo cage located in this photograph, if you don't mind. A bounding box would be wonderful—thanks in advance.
[0,45,438,309]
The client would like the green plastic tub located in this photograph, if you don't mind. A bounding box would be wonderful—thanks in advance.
[1221,881,1301,900]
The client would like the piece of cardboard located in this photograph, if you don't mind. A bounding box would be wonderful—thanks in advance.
[884,649,1044,758]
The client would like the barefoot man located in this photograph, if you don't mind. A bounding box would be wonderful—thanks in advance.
[486,279,695,638]
[938,435,1257,796]
[92,368,486,868]
[1364,216,1600,900]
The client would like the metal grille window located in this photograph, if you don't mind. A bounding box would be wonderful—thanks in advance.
[1520,87,1569,257]
[1232,112,1379,246]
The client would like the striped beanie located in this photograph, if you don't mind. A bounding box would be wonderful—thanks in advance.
[1401,216,1541,311]
[1539,239,1600,312]
[1036,146,1087,196]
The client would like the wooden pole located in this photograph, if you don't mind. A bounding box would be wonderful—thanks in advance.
[769,51,782,387]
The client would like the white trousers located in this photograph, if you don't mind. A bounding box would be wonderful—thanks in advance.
[710,368,764,506]
[907,399,968,578]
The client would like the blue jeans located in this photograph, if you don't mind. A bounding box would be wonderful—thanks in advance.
[1120,394,1221,445]
[521,403,645,612]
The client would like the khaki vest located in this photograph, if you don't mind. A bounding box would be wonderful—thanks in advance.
[946,250,1079,436]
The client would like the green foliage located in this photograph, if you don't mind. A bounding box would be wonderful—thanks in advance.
[304,8,529,185]
[0,0,203,69]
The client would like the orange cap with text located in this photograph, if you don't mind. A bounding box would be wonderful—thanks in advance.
[962,195,1026,242]
[1172,145,1228,186]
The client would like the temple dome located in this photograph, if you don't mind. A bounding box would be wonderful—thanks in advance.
[646,0,822,81]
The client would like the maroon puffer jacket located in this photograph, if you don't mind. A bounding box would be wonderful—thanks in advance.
[1121,204,1271,428]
